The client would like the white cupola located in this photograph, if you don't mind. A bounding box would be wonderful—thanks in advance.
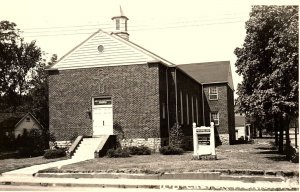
[111,6,129,40]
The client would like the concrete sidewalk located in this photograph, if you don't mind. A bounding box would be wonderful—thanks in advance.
[0,176,298,190]
[1,158,91,177]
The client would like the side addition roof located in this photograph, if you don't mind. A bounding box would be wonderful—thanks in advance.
[47,29,174,70]
[176,61,234,89]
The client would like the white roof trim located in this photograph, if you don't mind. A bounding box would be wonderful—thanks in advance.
[50,61,150,71]
[14,112,44,129]
[202,82,234,90]
[47,29,174,71]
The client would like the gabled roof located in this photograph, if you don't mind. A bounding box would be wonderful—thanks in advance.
[0,112,43,131]
[176,61,234,89]
[47,29,174,70]
[15,112,44,129]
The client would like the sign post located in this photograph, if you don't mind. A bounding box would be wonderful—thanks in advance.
[192,122,216,160]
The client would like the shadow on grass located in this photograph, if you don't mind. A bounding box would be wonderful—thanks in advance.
[265,156,287,162]
[254,147,290,162]
[256,150,279,155]
[255,147,277,150]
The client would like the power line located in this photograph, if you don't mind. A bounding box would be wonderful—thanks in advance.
[21,14,248,34]
[23,19,246,38]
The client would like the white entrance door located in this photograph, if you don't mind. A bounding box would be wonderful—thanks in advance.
[92,97,113,136]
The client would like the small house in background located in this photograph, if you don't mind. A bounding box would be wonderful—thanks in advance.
[0,112,43,138]
[235,113,251,141]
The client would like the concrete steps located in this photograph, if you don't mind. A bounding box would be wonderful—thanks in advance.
[71,137,102,160]
[1,137,104,177]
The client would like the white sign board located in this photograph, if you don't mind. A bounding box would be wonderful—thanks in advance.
[193,122,216,158]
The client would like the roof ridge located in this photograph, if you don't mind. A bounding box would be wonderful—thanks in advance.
[177,60,230,66]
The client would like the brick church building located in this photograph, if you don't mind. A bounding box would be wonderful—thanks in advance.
[47,8,235,151]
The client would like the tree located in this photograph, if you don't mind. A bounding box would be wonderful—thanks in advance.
[234,6,298,155]
[0,20,42,110]
[0,20,57,152]
[29,54,57,129]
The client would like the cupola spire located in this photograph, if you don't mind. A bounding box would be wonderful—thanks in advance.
[111,5,129,40]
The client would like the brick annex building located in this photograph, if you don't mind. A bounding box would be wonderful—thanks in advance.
[47,9,235,151]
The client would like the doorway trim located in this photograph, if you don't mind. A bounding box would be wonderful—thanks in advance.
[92,96,113,136]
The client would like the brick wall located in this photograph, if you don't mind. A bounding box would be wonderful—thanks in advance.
[203,83,235,144]
[163,68,202,150]
[48,63,161,142]
[227,85,236,144]
[175,69,202,136]
[158,65,169,138]
[48,62,233,148]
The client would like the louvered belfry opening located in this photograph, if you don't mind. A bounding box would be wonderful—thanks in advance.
[111,6,129,40]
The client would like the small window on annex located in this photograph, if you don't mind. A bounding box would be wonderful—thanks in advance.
[209,87,218,100]
[26,117,30,122]
[210,111,219,126]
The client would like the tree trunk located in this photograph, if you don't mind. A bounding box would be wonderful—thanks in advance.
[278,117,284,154]
[285,117,291,159]
[253,122,257,138]
[295,125,298,148]
[259,125,263,138]
[274,118,278,146]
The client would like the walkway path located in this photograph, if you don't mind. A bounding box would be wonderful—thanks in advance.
[2,157,91,177]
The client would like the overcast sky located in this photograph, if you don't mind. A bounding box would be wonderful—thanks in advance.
[1,0,298,97]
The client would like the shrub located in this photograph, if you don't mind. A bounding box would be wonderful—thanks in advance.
[16,128,49,158]
[159,145,184,155]
[17,147,44,158]
[107,148,130,158]
[169,123,184,148]
[126,146,151,155]
[44,148,66,159]
[286,145,299,163]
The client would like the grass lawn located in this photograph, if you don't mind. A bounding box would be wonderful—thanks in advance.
[0,156,67,174]
[43,138,298,174]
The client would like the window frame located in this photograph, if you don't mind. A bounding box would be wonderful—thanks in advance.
[210,111,220,126]
[186,93,189,125]
[209,87,218,100]
[180,90,183,124]
[191,96,194,123]
[196,97,199,124]
[162,102,166,119]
